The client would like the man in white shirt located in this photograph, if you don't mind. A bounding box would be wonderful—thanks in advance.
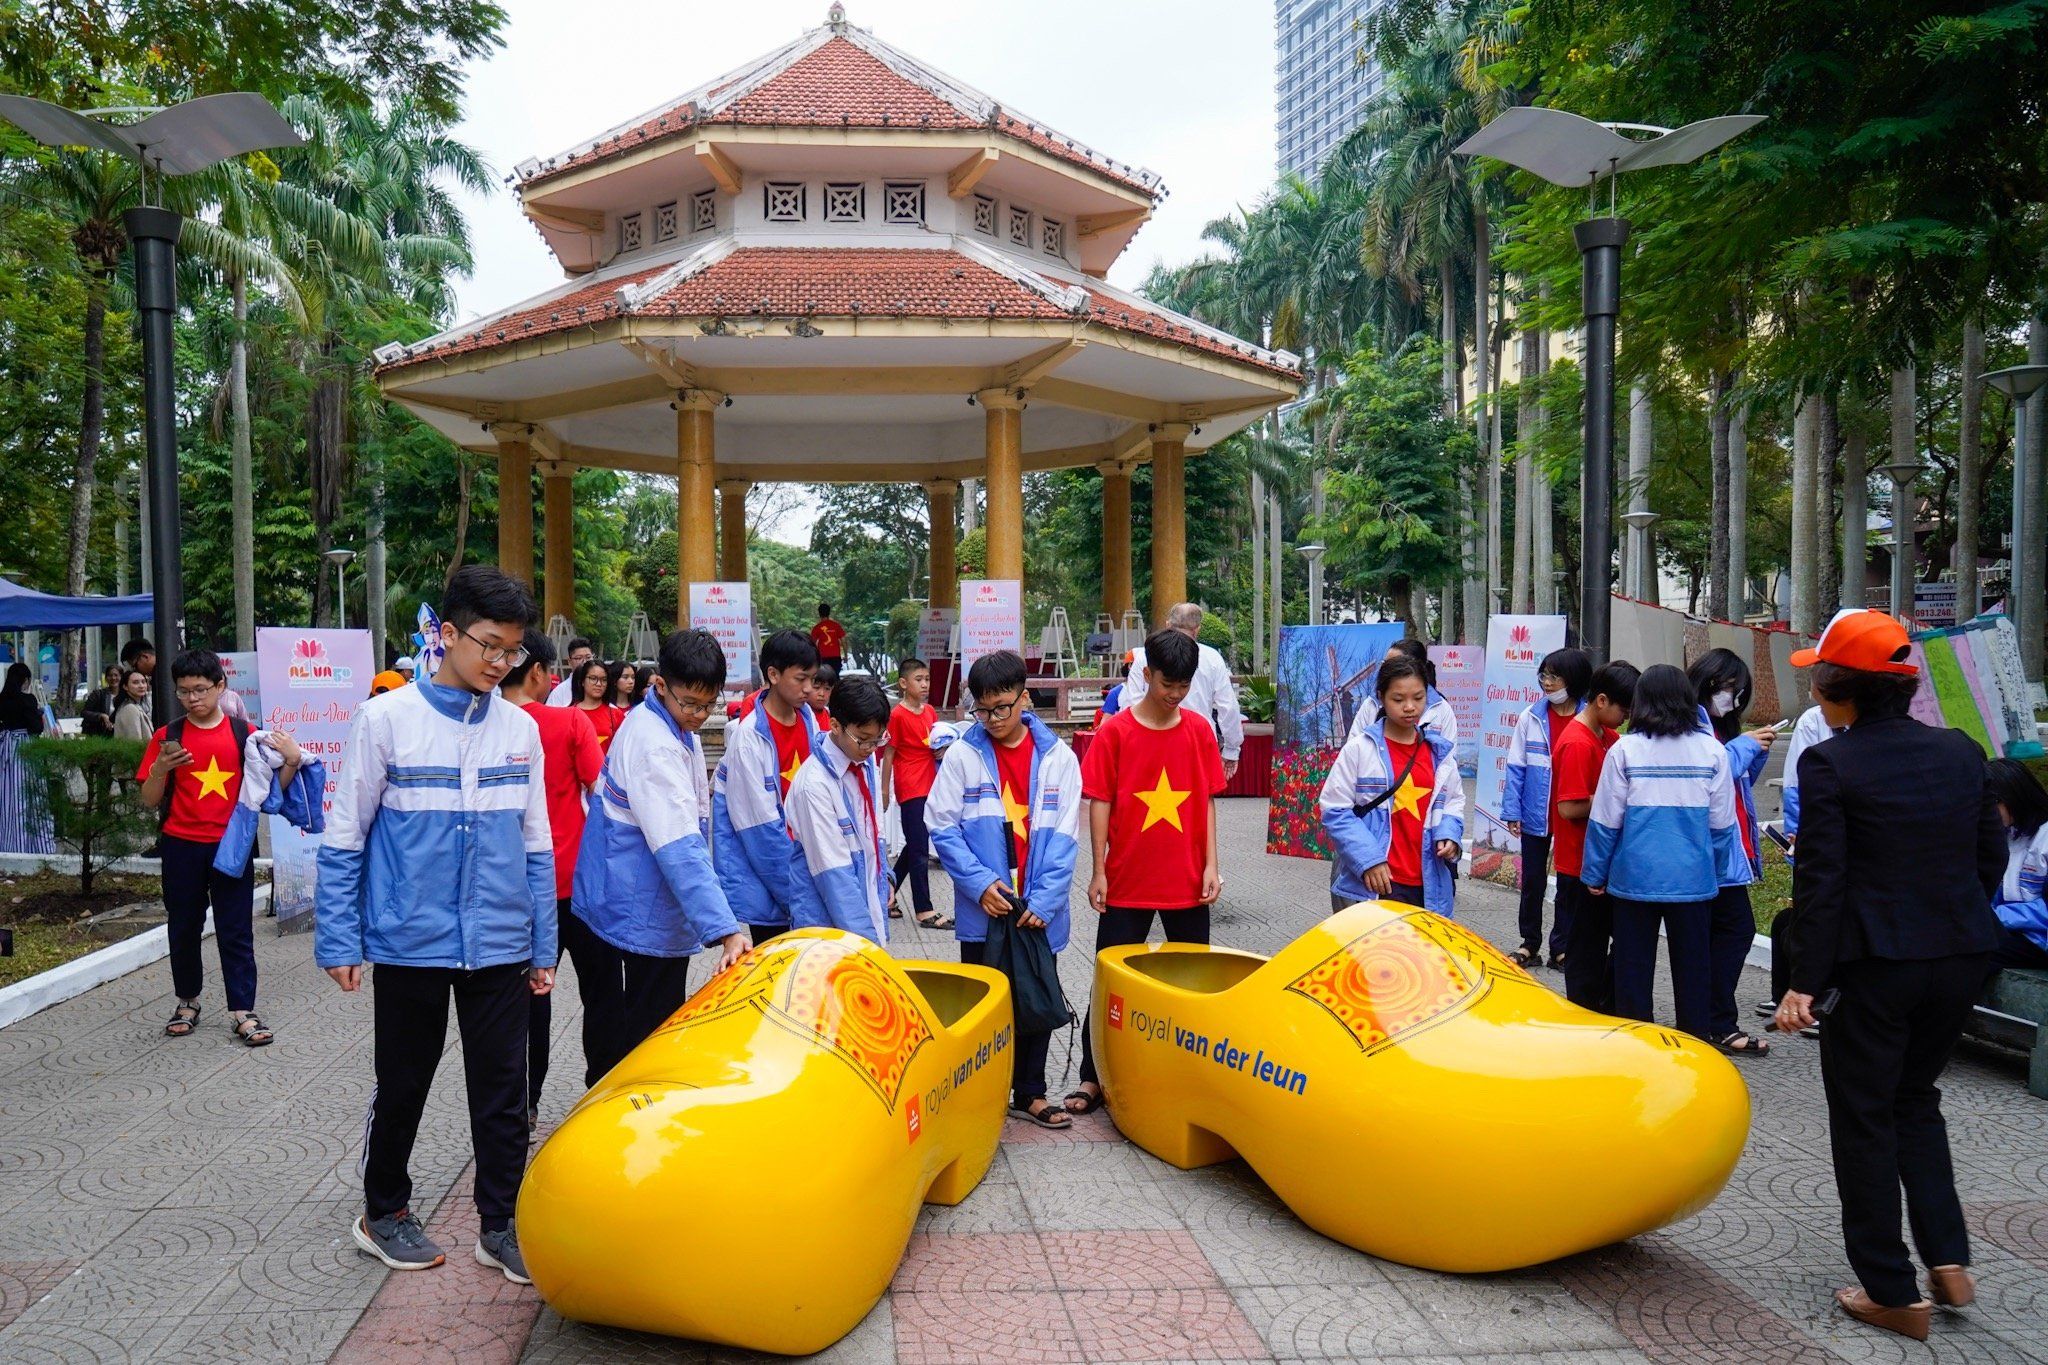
[545,637,595,706]
[1121,602,1245,780]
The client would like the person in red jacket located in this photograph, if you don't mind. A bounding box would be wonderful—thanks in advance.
[810,602,846,665]
[502,632,605,1126]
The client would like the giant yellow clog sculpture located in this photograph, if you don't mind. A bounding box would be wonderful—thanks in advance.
[518,929,1013,1354]
[1091,902,1750,1272]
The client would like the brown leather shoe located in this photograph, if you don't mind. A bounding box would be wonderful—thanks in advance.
[1928,1264,1976,1307]
[1835,1287,1931,1341]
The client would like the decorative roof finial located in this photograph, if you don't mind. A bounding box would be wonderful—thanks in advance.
[827,3,847,32]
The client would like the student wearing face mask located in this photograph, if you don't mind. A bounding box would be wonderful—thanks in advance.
[1501,648,1591,968]
[1688,649,1779,1058]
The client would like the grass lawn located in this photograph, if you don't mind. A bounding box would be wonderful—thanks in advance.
[0,870,162,990]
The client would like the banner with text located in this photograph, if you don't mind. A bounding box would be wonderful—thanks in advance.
[1426,643,1483,777]
[916,607,958,662]
[958,580,1022,677]
[687,581,756,693]
[219,650,260,722]
[1471,616,1567,875]
[256,628,373,922]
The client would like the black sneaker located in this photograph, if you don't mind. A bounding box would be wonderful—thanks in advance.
[1754,999,1778,1018]
[352,1209,445,1270]
[476,1222,531,1284]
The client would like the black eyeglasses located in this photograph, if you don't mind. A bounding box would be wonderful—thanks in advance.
[968,692,1026,722]
[455,625,529,666]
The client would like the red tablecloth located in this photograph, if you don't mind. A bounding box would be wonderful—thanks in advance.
[1067,725,1273,798]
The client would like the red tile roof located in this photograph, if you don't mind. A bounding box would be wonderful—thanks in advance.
[377,247,1296,379]
[521,36,1159,200]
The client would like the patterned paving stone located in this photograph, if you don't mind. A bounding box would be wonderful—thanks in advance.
[0,1259,79,1331]
[912,1178,1036,1233]
[892,1232,1052,1294]
[1228,1281,1450,1358]
[893,1289,1075,1363]
[1186,1219,1389,1288]
[1063,1286,1270,1361]
[1041,1229,1222,1292]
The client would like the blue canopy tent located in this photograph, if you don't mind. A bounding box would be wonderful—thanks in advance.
[0,576,153,629]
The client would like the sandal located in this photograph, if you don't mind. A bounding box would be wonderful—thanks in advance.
[1716,1031,1770,1058]
[1012,1099,1071,1129]
[1063,1086,1104,1115]
[232,1012,275,1047]
[1548,951,1567,970]
[916,910,954,930]
[165,1001,201,1037]
[1507,946,1537,969]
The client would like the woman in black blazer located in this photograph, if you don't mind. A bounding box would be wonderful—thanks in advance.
[1776,611,2006,1342]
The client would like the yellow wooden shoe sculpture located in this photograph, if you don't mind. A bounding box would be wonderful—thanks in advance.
[518,929,1013,1355]
[1091,902,1750,1272]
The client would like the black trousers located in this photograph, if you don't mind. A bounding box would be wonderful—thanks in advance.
[1559,873,1613,1013]
[1770,902,1800,1004]
[960,940,1055,1107]
[891,796,932,915]
[748,922,784,947]
[1819,953,1993,1306]
[1516,833,1565,956]
[556,904,624,1093]
[364,962,529,1231]
[616,949,693,1069]
[1077,905,1212,1086]
[160,834,257,1012]
[1611,895,1714,1040]
[1707,884,1757,1039]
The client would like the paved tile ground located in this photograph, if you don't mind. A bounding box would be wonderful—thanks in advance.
[1,799,2043,1364]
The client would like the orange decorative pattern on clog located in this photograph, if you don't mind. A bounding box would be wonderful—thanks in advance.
[661,935,933,1110]
[1287,915,1482,1054]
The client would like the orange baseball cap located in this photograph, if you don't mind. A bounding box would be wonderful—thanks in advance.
[370,669,407,694]
[1789,609,1919,676]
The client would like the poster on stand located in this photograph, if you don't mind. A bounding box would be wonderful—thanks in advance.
[687,582,756,693]
[219,650,261,722]
[916,608,958,663]
[1263,622,1405,858]
[958,580,1021,675]
[1469,616,1568,882]
[1426,643,1483,776]
[255,628,374,922]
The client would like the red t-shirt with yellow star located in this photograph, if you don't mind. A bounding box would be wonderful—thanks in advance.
[1080,707,1227,909]
[767,707,811,801]
[992,731,1034,874]
[1383,736,1434,888]
[137,717,243,843]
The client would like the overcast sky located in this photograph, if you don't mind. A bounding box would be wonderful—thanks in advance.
[446,0,1281,322]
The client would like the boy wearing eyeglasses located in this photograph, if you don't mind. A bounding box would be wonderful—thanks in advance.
[574,628,750,1074]
[927,650,1083,1128]
[786,674,895,942]
[317,566,556,1286]
[139,647,301,1047]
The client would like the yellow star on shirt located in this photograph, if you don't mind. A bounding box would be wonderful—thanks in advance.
[190,755,235,801]
[1391,771,1429,820]
[781,754,803,788]
[1000,780,1030,837]
[1133,769,1192,832]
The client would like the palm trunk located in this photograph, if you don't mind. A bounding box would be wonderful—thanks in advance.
[1841,385,1868,613]
[1512,327,1535,612]
[1707,371,1731,620]
[448,451,474,587]
[1791,393,1819,635]
[1958,319,1984,614]
[1251,469,1265,673]
[1472,202,1495,619]
[366,451,387,661]
[230,271,256,651]
[60,275,111,709]
[309,334,348,627]
[1816,391,1839,620]
[1532,322,1555,613]
[1728,401,1749,618]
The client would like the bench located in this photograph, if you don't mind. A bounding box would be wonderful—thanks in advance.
[1970,966,2048,1099]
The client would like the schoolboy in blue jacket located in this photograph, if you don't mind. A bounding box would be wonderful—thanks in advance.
[575,629,749,1076]
[928,650,1083,1128]
[712,629,821,943]
[315,567,555,1286]
[1501,647,1590,966]
[786,675,895,941]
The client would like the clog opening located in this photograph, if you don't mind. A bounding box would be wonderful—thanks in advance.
[905,969,992,1025]
[1124,949,1264,994]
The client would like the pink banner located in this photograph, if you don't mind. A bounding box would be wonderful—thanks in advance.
[255,628,374,920]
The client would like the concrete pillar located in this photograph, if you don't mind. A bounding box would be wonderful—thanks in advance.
[676,391,722,623]
[718,478,750,584]
[1099,461,1133,621]
[493,425,535,587]
[1150,423,1191,616]
[978,390,1024,581]
[926,478,958,611]
[541,459,575,628]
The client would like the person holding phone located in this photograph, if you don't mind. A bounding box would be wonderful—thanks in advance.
[1773,610,2007,1341]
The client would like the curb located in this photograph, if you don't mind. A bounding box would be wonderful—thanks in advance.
[0,884,272,1031]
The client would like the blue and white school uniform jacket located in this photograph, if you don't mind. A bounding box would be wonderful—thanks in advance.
[573,696,738,958]
[1694,706,1767,886]
[1993,824,2048,954]
[1349,686,1457,745]
[712,700,823,929]
[1501,701,1577,838]
[926,712,1083,951]
[314,679,556,972]
[1580,731,1736,903]
[1780,705,1837,838]
[1318,721,1465,916]
[785,737,892,944]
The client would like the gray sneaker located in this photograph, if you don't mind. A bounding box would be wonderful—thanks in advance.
[352,1209,445,1270]
[476,1222,531,1284]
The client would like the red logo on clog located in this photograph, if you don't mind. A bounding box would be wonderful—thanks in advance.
[905,1093,923,1142]
[1107,994,1124,1030]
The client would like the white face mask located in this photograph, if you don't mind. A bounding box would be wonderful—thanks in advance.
[1543,687,1570,706]
[1709,689,1738,717]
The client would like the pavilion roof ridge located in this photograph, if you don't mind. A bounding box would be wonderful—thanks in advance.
[946,234,1091,315]
[1077,273,1301,372]
[616,236,742,313]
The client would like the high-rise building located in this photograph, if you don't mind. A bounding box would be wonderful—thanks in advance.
[1275,0,1390,180]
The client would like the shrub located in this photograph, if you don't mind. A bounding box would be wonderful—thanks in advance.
[19,736,156,896]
